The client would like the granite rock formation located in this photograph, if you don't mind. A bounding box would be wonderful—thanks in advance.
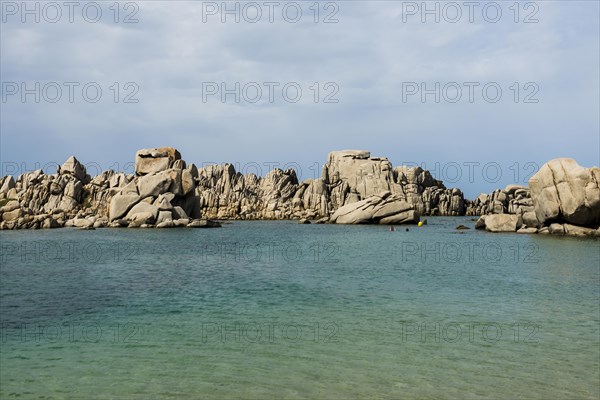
[472,159,600,237]
[0,147,499,229]
[528,158,600,227]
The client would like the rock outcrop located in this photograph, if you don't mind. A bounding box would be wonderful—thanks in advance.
[529,158,600,227]
[0,150,219,230]
[0,148,470,229]
[472,159,599,237]
[323,150,465,217]
[2,149,598,236]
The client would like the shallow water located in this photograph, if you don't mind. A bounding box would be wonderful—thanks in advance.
[1,217,598,399]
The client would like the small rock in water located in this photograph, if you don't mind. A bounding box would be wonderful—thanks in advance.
[456,225,470,230]
[299,218,311,224]
[187,219,221,228]
[517,227,538,234]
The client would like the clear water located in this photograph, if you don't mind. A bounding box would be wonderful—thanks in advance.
[1,217,599,399]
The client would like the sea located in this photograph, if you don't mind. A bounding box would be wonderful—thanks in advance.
[1,217,599,399]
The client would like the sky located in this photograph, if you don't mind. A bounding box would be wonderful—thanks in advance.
[1,0,599,199]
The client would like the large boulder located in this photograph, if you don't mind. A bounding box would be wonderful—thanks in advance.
[135,147,181,175]
[0,200,20,212]
[529,158,600,227]
[323,150,397,202]
[137,171,173,199]
[329,191,418,225]
[484,214,520,232]
[181,169,195,196]
[125,202,159,224]
[109,194,140,221]
[1,208,22,222]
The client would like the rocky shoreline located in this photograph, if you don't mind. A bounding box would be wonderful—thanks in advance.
[0,148,598,237]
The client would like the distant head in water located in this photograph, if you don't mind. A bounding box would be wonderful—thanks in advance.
[406,228,409,232]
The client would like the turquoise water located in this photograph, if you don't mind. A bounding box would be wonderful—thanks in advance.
[1,218,599,399]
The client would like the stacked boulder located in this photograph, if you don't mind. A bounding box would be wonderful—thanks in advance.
[315,150,465,220]
[0,157,100,229]
[0,147,467,229]
[189,149,466,224]
[468,184,540,233]
[107,147,215,228]
[474,158,600,237]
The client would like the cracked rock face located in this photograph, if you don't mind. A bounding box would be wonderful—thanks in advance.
[529,158,600,227]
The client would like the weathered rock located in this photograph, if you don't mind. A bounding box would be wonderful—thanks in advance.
[121,180,139,195]
[379,210,419,225]
[172,159,186,170]
[135,147,181,175]
[60,156,87,182]
[2,208,22,222]
[73,217,94,228]
[181,169,195,196]
[137,172,172,199]
[109,194,140,221]
[299,218,311,224]
[484,214,520,232]
[166,169,183,196]
[154,194,174,211]
[126,202,159,224]
[1,200,20,213]
[529,158,600,227]
[330,191,418,225]
[324,150,397,204]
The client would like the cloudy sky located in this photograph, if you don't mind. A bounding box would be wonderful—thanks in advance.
[1,0,598,198]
